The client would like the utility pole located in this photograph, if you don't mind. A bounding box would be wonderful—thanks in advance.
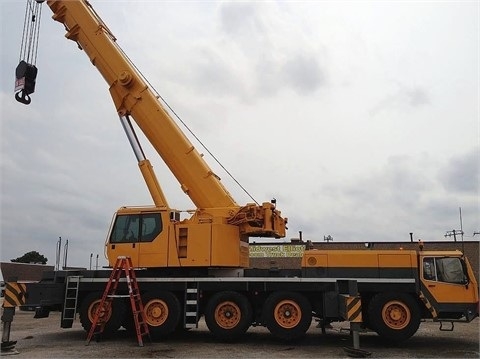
[55,237,62,271]
[444,229,463,242]
[62,239,69,270]
[444,207,466,243]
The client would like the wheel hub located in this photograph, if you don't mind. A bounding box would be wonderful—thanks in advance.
[151,307,162,318]
[390,308,402,321]
[215,301,241,329]
[274,300,301,329]
[382,300,410,330]
[145,299,168,326]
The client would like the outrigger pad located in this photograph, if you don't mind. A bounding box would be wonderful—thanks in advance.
[343,346,372,358]
[1,340,18,352]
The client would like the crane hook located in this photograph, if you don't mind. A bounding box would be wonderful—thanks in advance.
[14,60,37,105]
[15,89,32,105]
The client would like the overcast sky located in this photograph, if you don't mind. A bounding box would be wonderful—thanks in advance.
[1,1,478,271]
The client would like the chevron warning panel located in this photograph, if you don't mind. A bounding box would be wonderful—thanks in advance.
[3,282,26,308]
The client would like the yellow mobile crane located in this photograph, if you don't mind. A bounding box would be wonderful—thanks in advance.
[3,0,478,351]
[41,0,286,270]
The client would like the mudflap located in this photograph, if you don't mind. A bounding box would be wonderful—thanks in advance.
[34,307,50,319]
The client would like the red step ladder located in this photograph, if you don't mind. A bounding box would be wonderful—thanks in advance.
[86,256,150,346]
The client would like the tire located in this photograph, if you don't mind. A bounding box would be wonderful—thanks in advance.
[79,292,125,335]
[205,291,252,341]
[263,291,312,341]
[121,303,136,333]
[367,292,421,343]
[142,291,181,337]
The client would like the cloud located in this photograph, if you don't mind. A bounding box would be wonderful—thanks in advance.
[282,54,326,95]
[219,2,263,36]
[286,151,479,243]
[439,148,479,193]
[370,84,431,116]
[188,2,328,101]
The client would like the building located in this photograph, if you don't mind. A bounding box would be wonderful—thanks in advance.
[0,262,55,282]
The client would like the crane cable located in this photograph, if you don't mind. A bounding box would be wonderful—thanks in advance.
[15,0,43,105]
[19,0,43,66]
[86,0,260,206]
[116,47,260,206]
[157,93,260,206]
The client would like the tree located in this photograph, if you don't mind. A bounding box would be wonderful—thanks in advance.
[11,251,48,264]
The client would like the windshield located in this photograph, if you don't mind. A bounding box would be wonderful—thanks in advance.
[109,213,162,243]
[423,257,468,284]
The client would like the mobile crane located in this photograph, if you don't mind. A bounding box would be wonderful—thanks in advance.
[3,0,478,350]
[23,0,287,271]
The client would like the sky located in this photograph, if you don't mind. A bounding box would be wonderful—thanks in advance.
[1,1,479,271]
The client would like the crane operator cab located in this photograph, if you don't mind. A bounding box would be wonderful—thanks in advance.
[105,206,252,269]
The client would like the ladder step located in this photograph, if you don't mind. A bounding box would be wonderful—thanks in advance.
[86,257,148,347]
[184,283,199,330]
[108,294,130,298]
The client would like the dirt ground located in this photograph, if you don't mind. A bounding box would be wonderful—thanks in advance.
[2,308,479,359]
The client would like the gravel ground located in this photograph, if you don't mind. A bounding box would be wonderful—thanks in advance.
[2,308,479,358]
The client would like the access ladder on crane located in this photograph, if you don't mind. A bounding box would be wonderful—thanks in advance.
[184,282,199,329]
[85,256,150,346]
[61,275,81,328]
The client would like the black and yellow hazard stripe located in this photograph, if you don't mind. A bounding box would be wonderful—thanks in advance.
[346,296,363,323]
[3,282,27,308]
[419,291,437,319]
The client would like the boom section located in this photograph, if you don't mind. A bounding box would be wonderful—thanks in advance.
[46,0,235,209]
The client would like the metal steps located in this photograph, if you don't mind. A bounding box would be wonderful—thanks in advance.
[61,275,81,328]
[184,282,199,329]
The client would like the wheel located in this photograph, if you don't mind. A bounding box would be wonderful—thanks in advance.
[205,291,252,341]
[121,302,136,333]
[142,291,181,337]
[263,291,312,340]
[368,292,421,343]
[79,292,125,335]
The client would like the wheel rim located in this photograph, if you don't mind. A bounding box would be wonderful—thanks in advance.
[87,299,112,323]
[214,301,241,329]
[382,300,411,330]
[274,299,302,329]
[144,299,169,327]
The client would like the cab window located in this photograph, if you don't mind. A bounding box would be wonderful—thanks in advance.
[423,257,468,284]
[110,213,162,243]
[140,213,162,242]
